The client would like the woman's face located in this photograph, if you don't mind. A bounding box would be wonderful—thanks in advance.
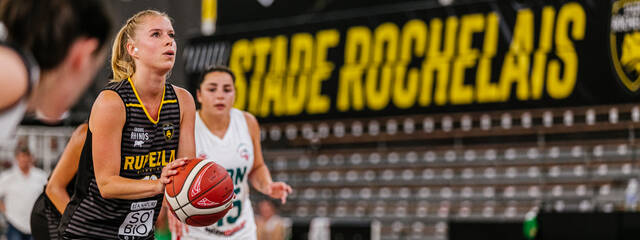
[131,15,176,73]
[197,71,235,115]
[30,38,107,121]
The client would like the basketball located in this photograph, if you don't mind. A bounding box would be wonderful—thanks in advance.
[164,158,235,226]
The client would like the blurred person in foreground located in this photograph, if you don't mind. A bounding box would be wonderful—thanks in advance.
[0,0,111,140]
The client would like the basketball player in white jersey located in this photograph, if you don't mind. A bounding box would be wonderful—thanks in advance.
[0,0,111,140]
[169,66,292,239]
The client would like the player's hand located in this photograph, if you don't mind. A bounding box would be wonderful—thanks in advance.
[160,158,189,185]
[267,182,292,204]
[167,208,188,237]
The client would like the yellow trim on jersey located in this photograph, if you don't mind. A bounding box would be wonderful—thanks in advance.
[125,103,144,108]
[127,100,175,107]
[128,77,166,125]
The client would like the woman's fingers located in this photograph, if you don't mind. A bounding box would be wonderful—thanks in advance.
[268,182,292,204]
[171,159,188,169]
[161,159,188,180]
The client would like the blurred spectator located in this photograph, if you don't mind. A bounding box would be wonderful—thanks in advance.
[256,200,286,240]
[0,146,46,240]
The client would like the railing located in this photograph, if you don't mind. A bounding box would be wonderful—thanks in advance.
[0,126,75,174]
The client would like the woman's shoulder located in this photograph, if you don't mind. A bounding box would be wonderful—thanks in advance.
[95,89,123,103]
[103,79,129,91]
[170,84,194,101]
[239,109,259,129]
[0,46,29,109]
[169,84,187,93]
[236,108,255,119]
[88,90,126,129]
[91,90,125,116]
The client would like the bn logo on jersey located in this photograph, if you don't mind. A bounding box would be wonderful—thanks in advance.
[611,0,640,93]
[162,123,175,141]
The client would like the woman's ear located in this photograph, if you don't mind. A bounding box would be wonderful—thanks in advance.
[126,41,136,57]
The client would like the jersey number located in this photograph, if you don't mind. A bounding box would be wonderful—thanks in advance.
[217,199,241,227]
[217,188,242,227]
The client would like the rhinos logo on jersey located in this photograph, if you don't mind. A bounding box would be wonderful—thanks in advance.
[611,0,640,93]
[131,127,149,148]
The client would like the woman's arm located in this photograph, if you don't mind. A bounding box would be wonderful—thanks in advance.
[245,112,292,204]
[166,86,196,237]
[45,123,87,213]
[91,91,185,199]
[174,86,196,159]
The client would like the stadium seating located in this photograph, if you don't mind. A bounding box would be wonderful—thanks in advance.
[260,103,640,239]
[4,104,639,239]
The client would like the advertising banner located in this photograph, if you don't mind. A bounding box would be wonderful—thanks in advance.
[185,0,639,122]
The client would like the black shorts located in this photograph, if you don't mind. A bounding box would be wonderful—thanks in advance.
[31,192,62,240]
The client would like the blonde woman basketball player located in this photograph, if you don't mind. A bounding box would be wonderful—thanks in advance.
[169,66,292,239]
[59,10,196,240]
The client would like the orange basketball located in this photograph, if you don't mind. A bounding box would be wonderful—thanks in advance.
[164,158,235,226]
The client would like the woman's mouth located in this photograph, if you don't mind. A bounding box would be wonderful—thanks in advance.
[163,50,175,56]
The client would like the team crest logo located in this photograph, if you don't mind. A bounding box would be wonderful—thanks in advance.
[237,143,250,161]
[611,0,640,93]
[162,123,175,141]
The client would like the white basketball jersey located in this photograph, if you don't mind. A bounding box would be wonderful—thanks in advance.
[181,109,256,240]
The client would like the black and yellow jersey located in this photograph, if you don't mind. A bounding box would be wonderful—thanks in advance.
[60,78,180,240]
[30,174,77,240]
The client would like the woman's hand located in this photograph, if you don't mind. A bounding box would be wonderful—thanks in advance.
[266,182,292,204]
[159,158,189,193]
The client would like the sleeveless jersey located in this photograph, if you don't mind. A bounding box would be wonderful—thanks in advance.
[30,174,77,240]
[0,39,39,141]
[60,79,181,240]
[181,109,256,240]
